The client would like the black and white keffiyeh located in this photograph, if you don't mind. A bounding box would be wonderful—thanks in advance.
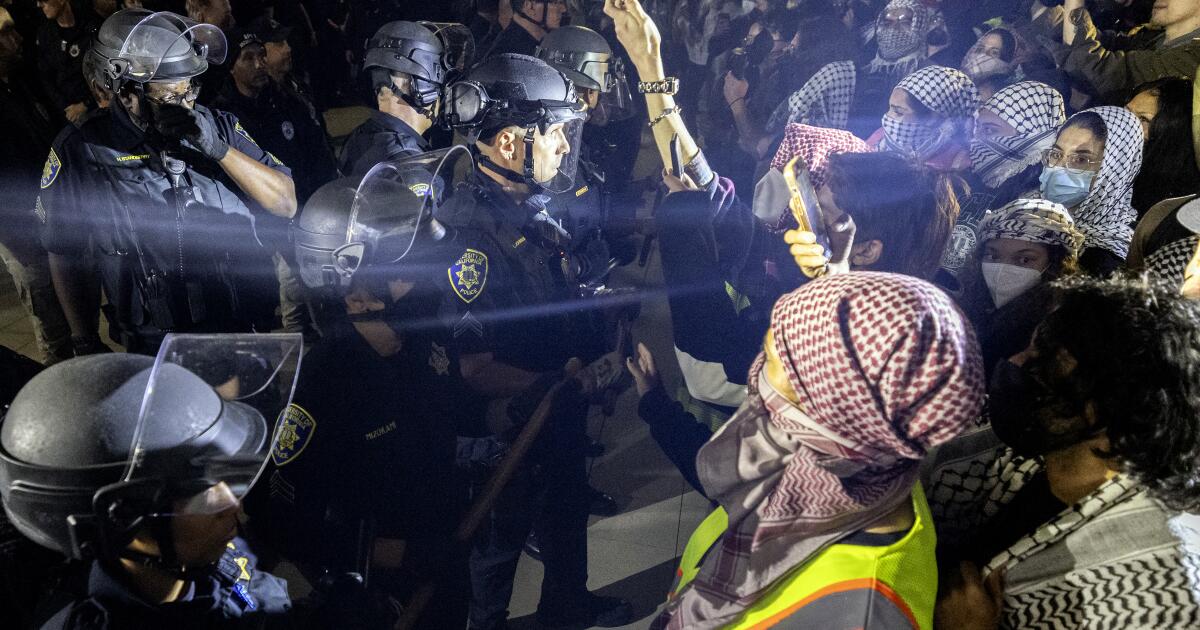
[1146,235,1200,285]
[868,0,937,77]
[1068,106,1144,260]
[970,81,1065,189]
[978,198,1083,254]
[879,65,979,159]
[776,61,857,131]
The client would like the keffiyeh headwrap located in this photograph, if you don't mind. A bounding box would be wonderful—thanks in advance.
[771,123,872,189]
[960,28,1017,83]
[868,0,938,77]
[970,81,1065,189]
[659,272,985,628]
[979,198,1083,255]
[1063,106,1144,259]
[777,60,858,131]
[880,65,980,160]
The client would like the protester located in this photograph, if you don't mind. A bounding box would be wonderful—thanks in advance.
[1032,0,1200,103]
[869,64,979,172]
[959,27,1018,99]
[929,274,1200,629]
[1127,78,1200,217]
[1037,106,1144,275]
[958,198,1083,378]
[657,271,985,627]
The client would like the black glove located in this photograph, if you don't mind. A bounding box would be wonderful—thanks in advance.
[153,104,229,162]
[71,334,111,356]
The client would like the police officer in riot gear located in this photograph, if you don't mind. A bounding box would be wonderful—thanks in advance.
[0,335,303,629]
[338,21,454,178]
[255,155,474,628]
[39,9,296,357]
[440,53,632,629]
[536,24,635,287]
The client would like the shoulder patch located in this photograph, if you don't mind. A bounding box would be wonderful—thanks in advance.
[40,149,61,189]
[271,404,316,466]
[448,248,488,303]
[409,182,431,198]
[234,121,259,146]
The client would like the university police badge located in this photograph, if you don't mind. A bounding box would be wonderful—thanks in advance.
[40,149,60,189]
[449,249,488,303]
[271,404,316,466]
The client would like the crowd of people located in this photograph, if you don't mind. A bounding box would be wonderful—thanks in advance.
[2,0,1200,628]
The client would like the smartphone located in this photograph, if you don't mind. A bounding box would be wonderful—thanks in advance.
[669,133,683,178]
[782,156,830,259]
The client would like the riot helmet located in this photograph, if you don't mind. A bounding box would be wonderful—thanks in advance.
[536,25,632,122]
[0,335,301,570]
[85,9,226,94]
[443,53,585,194]
[363,21,449,114]
[293,147,470,296]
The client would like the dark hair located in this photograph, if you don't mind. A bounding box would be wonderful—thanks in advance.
[1040,274,1200,511]
[1131,78,1200,215]
[825,152,958,279]
[982,27,1017,63]
[1060,111,1108,145]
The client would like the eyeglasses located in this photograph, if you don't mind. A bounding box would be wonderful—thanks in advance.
[1042,148,1101,171]
[145,84,201,106]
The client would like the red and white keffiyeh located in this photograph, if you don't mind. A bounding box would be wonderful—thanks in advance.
[770,123,874,189]
[659,272,985,628]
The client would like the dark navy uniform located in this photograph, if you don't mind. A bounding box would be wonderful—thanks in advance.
[484,22,540,58]
[337,110,429,178]
[546,158,613,287]
[35,15,97,113]
[41,538,291,629]
[36,104,290,353]
[214,83,339,204]
[436,173,596,628]
[256,293,469,627]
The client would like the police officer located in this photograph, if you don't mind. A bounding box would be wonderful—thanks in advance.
[338,21,449,178]
[34,0,97,125]
[486,0,567,57]
[214,21,338,204]
[255,159,474,628]
[0,346,298,628]
[39,9,297,356]
[536,24,636,288]
[440,53,631,629]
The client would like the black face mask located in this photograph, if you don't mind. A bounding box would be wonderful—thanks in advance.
[987,359,1100,457]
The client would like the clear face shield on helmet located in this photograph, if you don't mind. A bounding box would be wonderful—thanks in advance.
[338,146,476,278]
[117,11,226,88]
[117,333,302,518]
[418,21,475,83]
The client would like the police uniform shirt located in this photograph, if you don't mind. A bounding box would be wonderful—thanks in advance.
[36,104,291,343]
[263,315,462,563]
[41,538,291,629]
[338,110,430,178]
[213,82,339,204]
[546,158,612,285]
[0,77,57,216]
[438,174,589,374]
[484,22,540,58]
[34,16,96,112]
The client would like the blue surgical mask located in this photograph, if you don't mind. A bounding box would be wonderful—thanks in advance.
[1039,165,1095,209]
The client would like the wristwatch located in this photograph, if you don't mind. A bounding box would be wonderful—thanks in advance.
[637,77,680,95]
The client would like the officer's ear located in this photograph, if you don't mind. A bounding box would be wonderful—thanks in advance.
[494,127,521,162]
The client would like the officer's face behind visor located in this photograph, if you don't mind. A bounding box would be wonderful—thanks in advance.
[487,122,571,185]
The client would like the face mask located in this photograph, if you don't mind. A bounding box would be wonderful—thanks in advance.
[982,262,1043,308]
[987,359,1097,457]
[876,23,923,61]
[881,114,940,158]
[960,51,1013,81]
[1039,165,1095,208]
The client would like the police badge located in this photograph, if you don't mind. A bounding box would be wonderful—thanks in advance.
[449,249,488,303]
[40,149,61,189]
[271,404,317,466]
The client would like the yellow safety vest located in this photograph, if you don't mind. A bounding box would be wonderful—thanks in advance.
[670,483,937,629]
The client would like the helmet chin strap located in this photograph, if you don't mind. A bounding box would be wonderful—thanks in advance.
[477,125,547,194]
[114,516,215,580]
